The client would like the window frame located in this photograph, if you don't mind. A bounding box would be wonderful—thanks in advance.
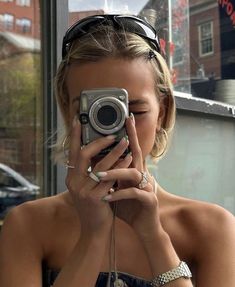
[16,0,30,7]
[41,0,68,196]
[198,21,214,57]
[16,17,32,33]
[175,92,235,119]
[2,13,14,30]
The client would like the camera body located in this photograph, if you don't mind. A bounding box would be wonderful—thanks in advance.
[79,88,129,156]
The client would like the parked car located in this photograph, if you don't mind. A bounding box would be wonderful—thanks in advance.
[0,163,40,219]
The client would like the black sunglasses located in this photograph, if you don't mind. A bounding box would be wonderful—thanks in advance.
[62,14,161,59]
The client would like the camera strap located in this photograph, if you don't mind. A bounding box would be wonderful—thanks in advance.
[106,177,157,287]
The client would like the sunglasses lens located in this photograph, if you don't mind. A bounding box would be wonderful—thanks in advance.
[66,17,103,41]
[116,16,159,51]
[117,17,155,38]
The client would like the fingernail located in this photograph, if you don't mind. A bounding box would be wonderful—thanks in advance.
[101,194,112,201]
[126,151,132,157]
[129,113,135,125]
[124,135,129,141]
[96,171,107,178]
[106,135,117,140]
[120,136,129,145]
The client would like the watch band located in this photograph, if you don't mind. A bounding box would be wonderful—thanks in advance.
[150,261,192,287]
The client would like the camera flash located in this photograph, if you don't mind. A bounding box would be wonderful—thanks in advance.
[80,96,88,112]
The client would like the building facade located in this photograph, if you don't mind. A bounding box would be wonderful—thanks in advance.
[0,0,40,38]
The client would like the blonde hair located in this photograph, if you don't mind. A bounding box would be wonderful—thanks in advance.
[54,25,175,161]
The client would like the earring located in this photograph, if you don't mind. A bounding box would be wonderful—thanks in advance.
[151,128,168,158]
[62,134,70,158]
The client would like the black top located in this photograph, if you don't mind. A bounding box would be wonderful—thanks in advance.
[42,265,151,287]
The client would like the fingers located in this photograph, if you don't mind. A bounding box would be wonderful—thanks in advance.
[87,152,133,191]
[125,115,143,170]
[97,168,153,193]
[101,186,155,206]
[68,114,138,178]
[97,168,141,185]
[67,116,81,169]
[76,135,117,174]
[67,139,132,192]
[113,152,133,169]
[93,137,130,172]
[85,151,133,192]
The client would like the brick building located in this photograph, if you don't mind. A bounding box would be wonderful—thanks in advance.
[189,0,235,101]
[0,0,41,180]
[189,0,221,81]
[0,0,40,39]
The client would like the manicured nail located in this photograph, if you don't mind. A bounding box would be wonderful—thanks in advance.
[129,113,135,125]
[126,151,132,157]
[119,137,129,146]
[96,171,107,178]
[124,135,129,141]
[106,135,117,140]
[101,194,112,201]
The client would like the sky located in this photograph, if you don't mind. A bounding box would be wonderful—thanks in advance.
[69,0,149,15]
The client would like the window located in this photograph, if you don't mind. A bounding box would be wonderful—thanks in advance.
[16,18,31,33]
[0,0,42,221]
[198,21,214,56]
[65,0,235,215]
[16,0,30,7]
[0,13,14,30]
[173,45,183,65]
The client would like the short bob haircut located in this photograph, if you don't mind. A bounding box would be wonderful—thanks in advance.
[54,25,176,161]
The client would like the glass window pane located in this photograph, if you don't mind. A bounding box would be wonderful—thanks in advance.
[69,0,235,105]
[152,114,235,215]
[0,0,41,223]
[66,0,235,215]
[16,0,30,6]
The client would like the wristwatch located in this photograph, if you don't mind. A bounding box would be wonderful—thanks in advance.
[150,261,192,287]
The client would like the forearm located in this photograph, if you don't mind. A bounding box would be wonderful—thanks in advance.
[141,227,193,287]
[53,231,110,287]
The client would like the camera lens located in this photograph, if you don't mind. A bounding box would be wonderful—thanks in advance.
[97,105,117,126]
[89,96,128,135]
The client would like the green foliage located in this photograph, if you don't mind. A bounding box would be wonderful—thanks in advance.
[0,53,41,129]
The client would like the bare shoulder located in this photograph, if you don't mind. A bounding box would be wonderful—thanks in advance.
[2,191,70,226]
[0,192,76,251]
[0,192,78,285]
[159,188,235,260]
[176,194,234,239]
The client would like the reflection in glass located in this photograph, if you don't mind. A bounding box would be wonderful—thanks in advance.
[68,0,235,105]
[0,0,41,222]
[68,0,190,94]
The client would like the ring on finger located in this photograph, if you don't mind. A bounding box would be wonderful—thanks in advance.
[65,161,75,169]
[108,187,115,194]
[138,171,148,189]
[88,171,100,183]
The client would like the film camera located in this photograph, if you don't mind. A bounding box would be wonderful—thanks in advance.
[79,88,130,156]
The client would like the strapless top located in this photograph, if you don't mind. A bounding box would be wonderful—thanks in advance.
[42,266,151,287]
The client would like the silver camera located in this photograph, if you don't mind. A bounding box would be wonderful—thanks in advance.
[79,88,129,156]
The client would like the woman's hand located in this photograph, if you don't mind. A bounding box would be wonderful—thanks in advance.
[65,117,132,237]
[97,115,161,241]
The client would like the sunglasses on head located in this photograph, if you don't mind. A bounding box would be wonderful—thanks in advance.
[62,14,161,59]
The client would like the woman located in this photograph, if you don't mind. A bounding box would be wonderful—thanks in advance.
[0,14,234,287]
